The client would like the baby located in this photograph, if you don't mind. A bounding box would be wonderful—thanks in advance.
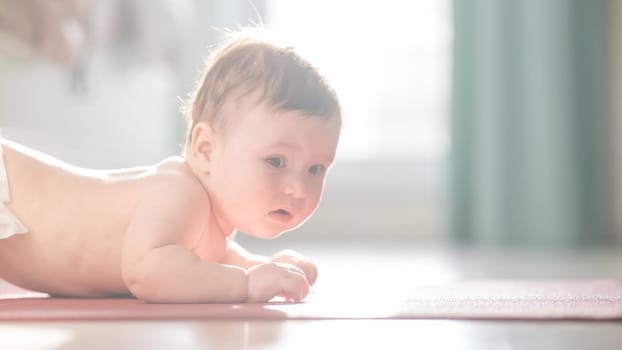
[0,32,341,303]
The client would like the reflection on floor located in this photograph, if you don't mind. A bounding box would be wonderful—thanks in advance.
[3,241,622,349]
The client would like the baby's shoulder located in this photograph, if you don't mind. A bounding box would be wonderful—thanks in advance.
[123,159,211,248]
[142,158,209,209]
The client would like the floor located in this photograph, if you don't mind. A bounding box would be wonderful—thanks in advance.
[3,241,622,350]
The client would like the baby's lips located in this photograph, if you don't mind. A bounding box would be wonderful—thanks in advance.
[268,209,295,223]
[276,207,295,216]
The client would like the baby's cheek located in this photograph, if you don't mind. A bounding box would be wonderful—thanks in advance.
[308,191,323,212]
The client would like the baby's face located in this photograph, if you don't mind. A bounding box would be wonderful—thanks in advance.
[205,102,340,239]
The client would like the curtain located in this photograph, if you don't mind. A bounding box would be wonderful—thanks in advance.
[450,0,612,247]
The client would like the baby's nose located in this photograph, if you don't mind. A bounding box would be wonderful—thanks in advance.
[282,176,307,199]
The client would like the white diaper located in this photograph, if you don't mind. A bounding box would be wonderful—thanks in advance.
[0,140,28,238]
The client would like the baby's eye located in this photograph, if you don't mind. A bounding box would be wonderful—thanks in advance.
[309,164,325,175]
[266,157,285,168]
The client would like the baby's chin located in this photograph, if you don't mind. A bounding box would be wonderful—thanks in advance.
[249,231,285,240]
[248,227,293,240]
[235,213,313,239]
[241,222,305,240]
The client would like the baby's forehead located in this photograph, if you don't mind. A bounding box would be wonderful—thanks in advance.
[263,112,340,149]
[223,94,339,128]
[225,100,339,147]
[258,104,340,132]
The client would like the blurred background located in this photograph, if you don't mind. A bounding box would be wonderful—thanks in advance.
[0,0,620,252]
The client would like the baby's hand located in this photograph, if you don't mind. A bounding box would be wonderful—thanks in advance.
[270,250,318,286]
[246,262,310,303]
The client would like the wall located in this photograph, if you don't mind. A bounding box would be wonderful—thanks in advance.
[611,0,622,241]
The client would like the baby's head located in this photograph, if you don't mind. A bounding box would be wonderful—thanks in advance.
[184,31,341,239]
[185,32,341,139]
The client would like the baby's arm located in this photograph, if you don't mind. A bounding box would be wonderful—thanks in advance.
[121,180,308,303]
[121,186,245,303]
[224,240,318,286]
[123,243,248,303]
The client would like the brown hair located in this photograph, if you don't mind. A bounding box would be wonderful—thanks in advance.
[184,31,341,141]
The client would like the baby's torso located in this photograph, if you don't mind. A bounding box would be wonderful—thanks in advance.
[0,140,210,296]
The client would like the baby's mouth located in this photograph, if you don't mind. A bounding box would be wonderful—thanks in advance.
[269,209,293,222]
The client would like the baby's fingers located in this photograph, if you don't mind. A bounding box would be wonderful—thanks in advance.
[279,270,309,302]
[271,252,318,286]
[247,262,309,303]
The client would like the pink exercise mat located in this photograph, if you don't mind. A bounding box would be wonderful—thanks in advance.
[2,279,622,321]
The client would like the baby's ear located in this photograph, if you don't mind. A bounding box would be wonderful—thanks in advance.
[189,122,215,173]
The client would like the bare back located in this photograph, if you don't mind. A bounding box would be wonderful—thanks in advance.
[0,140,193,296]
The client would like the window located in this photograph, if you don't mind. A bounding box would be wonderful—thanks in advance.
[265,1,451,162]
[260,1,452,241]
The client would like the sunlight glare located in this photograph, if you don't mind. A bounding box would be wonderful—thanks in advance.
[266,1,451,161]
